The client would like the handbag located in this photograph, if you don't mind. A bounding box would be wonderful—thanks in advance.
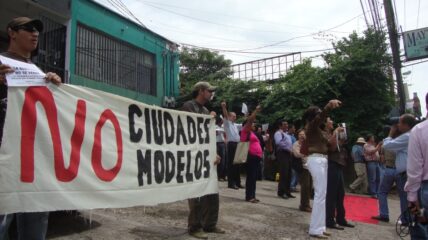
[233,131,251,165]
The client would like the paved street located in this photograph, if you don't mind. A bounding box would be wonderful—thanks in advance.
[47,179,408,240]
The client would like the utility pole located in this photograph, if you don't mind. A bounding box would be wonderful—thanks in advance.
[383,0,406,114]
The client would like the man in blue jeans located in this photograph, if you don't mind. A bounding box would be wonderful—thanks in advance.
[0,17,61,240]
[405,93,428,239]
[371,147,398,222]
[372,114,417,225]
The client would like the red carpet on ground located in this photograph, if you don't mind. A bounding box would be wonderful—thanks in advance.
[344,194,379,224]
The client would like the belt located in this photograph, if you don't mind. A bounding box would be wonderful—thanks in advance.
[308,153,327,159]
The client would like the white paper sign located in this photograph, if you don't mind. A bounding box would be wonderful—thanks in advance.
[0,85,218,214]
[0,56,46,86]
[241,103,248,115]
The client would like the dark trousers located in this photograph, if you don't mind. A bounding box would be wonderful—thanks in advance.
[300,168,313,209]
[277,150,292,196]
[216,142,227,179]
[227,142,241,187]
[0,212,49,240]
[188,194,219,232]
[326,161,347,226]
[246,154,261,200]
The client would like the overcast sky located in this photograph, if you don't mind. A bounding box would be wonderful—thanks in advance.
[96,0,427,116]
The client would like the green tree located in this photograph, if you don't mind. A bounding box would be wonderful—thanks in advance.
[261,28,394,139]
[323,28,394,141]
[179,47,232,96]
[261,59,335,127]
[177,28,394,141]
[210,78,270,121]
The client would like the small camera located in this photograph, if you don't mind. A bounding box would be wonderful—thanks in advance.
[338,123,347,141]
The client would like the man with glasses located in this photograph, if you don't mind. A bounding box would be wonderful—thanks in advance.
[0,17,61,240]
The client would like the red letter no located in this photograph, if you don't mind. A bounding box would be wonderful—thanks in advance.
[91,109,123,181]
[21,87,86,182]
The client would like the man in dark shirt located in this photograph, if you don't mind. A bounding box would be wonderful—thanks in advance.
[182,81,225,239]
[325,117,354,230]
[0,17,61,240]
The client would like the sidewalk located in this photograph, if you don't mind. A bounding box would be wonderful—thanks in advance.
[47,179,408,239]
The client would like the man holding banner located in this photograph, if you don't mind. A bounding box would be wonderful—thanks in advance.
[182,81,225,239]
[0,17,61,240]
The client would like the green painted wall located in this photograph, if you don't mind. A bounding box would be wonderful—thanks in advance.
[70,0,179,106]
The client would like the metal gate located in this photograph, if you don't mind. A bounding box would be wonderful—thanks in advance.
[33,16,67,82]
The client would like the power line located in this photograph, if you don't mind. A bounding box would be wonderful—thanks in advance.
[360,0,370,28]
[148,20,328,49]
[180,42,334,55]
[392,0,400,32]
[114,0,146,27]
[416,0,421,27]
[137,0,351,34]
[105,0,147,28]
[140,1,358,36]
[231,14,363,52]
[106,0,133,21]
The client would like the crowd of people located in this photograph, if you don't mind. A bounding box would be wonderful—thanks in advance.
[0,16,427,240]
[210,90,428,239]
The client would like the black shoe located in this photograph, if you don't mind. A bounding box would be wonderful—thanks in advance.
[237,185,245,189]
[228,185,239,190]
[371,215,389,222]
[338,222,355,228]
[326,224,345,230]
[278,194,289,199]
[286,194,296,198]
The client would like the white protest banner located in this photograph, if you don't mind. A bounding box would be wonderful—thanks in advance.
[0,56,47,86]
[0,84,218,214]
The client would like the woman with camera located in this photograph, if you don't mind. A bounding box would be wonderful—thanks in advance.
[302,99,341,239]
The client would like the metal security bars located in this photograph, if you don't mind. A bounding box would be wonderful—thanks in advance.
[75,24,156,96]
[33,16,67,81]
[231,53,302,81]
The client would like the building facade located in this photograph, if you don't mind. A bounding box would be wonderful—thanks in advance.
[0,0,179,107]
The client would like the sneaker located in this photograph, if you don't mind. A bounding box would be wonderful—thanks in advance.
[204,227,226,234]
[189,229,208,239]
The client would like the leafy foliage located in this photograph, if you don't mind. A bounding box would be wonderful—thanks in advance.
[179,47,232,95]
[323,29,394,141]
[177,28,395,141]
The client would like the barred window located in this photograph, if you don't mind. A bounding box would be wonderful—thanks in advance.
[75,24,156,96]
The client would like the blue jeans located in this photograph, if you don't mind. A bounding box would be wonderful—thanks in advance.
[367,161,380,196]
[378,168,408,223]
[379,163,385,188]
[410,181,428,239]
[0,212,49,240]
[290,169,299,189]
